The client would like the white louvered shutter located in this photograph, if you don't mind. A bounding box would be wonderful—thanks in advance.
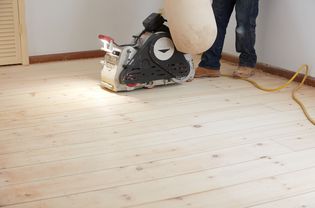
[0,0,22,65]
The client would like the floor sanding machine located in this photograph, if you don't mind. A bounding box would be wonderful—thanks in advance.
[98,13,195,92]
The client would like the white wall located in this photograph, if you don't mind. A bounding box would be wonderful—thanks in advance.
[223,0,315,77]
[25,0,163,56]
[25,0,314,77]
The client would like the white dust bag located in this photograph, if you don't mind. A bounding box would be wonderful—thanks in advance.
[163,0,217,54]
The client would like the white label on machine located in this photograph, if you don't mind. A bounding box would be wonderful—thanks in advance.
[153,37,175,61]
[105,54,118,69]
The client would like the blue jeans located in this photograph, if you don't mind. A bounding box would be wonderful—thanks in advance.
[199,0,259,70]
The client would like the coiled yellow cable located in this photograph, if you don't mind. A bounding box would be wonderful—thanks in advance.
[222,64,315,125]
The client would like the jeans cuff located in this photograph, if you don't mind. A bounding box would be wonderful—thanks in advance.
[239,63,256,68]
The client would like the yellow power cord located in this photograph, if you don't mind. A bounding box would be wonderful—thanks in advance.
[222,64,315,125]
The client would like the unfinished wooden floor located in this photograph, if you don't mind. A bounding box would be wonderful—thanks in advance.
[0,58,315,208]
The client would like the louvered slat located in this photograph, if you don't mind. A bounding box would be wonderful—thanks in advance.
[0,25,14,30]
[0,0,21,65]
[0,39,15,44]
[0,20,14,24]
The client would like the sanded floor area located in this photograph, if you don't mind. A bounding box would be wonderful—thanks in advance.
[1,58,315,208]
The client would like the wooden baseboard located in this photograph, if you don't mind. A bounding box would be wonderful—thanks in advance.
[222,52,315,87]
[29,50,105,64]
[29,50,314,87]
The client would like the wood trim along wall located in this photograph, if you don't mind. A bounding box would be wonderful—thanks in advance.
[29,50,105,64]
[18,0,29,65]
[222,52,315,87]
[29,50,314,87]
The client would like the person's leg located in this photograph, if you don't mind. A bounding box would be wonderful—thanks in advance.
[196,0,235,78]
[233,0,259,78]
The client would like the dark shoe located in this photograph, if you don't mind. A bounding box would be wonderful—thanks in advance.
[233,66,255,78]
[194,67,221,78]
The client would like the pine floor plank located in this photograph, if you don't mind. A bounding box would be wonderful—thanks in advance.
[248,191,315,208]
[272,130,315,151]
[128,167,315,208]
